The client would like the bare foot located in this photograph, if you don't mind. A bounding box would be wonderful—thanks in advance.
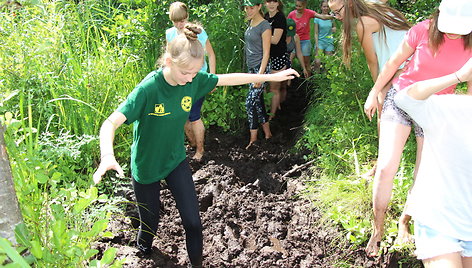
[365,232,382,257]
[361,163,377,180]
[395,216,413,245]
[245,141,256,150]
[193,151,204,161]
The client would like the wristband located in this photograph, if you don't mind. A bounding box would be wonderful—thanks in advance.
[454,72,463,83]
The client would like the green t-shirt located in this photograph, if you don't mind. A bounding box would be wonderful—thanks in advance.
[118,69,218,184]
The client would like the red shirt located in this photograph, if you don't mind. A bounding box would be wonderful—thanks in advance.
[287,9,317,41]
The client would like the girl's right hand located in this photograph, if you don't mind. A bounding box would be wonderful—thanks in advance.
[364,91,379,121]
[93,154,124,184]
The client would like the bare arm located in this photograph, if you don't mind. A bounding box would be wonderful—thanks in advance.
[216,68,299,86]
[314,22,319,55]
[259,29,272,74]
[407,58,472,100]
[357,17,380,81]
[271,28,284,45]
[93,111,126,184]
[205,39,217,74]
[364,39,415,120]
[294,35,309,77]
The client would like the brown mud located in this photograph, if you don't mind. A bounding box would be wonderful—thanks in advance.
[94,79,418,267]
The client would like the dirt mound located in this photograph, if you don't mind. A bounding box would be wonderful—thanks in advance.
[94,80,411,267]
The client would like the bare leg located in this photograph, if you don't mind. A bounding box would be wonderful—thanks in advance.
[269,68,285,120]
[246,129,258,149]
[191,119,205,161]
[396,136,423,244]
[366,121,412,256]
[304,55,312,77]
[463,256,472,268]
[288,53,296,87]
[185,120,196,147]
[362,83,390,179]
[280,80,287,105]
[313,58,321,73]
[261,122,272,139]
[423,252,464,268]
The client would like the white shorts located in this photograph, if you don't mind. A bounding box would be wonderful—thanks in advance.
[414,221,472,260]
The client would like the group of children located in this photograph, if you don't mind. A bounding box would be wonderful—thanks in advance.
[93,0,472,267]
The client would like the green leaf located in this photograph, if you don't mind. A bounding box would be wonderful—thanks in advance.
[36,173,48,184]
[100,247,118,265]
[101,231,114,239]
[14,223,31,248]
[30,240,42,259]
[84,249,99,260]
[0,238,31,268]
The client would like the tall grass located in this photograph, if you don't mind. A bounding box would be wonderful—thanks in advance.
[1,0,251,265]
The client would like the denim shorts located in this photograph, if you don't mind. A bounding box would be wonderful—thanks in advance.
[415,221,472,260]
[299,40,312,57]
[381,86,424,137]
[318,37,334,52]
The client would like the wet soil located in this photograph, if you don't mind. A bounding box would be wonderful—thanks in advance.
[94,79,416,267]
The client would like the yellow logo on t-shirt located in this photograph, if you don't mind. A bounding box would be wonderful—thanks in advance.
[181,96,192,112]
[148,103,171,116]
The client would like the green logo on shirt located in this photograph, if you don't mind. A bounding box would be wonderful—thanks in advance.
[181,96,192,112]
[148,103,171,117]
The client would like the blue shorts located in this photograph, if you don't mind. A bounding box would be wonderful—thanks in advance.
[414,221,472,260]
[317,37,334,52]
[188,97,205,122]
[297,40,312,57]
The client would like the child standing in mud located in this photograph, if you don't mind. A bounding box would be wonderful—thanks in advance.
[166,1,217,161]
[92,23,298,267]
[243,0,272,149]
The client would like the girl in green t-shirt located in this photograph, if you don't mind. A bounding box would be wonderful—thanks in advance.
[93,23,298,267]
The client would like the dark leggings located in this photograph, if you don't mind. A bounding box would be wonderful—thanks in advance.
[132,159,202,266]
[246,67,269,129]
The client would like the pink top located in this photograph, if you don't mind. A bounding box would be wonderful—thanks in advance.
[287,9,317,41]
[394,20,472,94]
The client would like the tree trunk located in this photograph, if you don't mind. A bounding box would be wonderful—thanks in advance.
[0,124,23,244]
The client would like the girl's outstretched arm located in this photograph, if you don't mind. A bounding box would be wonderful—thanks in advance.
[216,69,299,86]
[93,111,126,184]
